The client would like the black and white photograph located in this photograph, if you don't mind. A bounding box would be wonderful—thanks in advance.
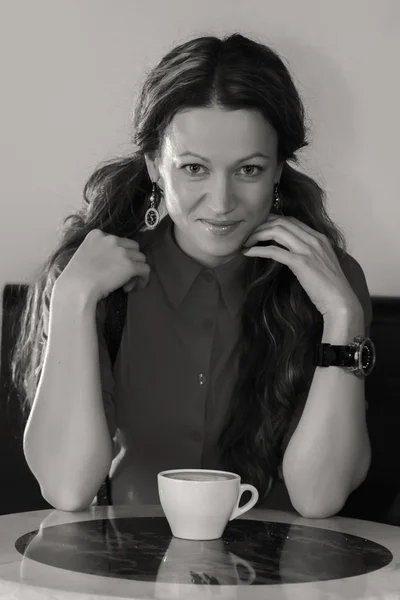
[0,1,399,598]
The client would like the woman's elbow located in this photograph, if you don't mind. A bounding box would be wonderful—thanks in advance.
[41,487,95,513]
[293,496,346,520]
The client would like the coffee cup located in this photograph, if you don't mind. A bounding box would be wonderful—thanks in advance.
[157,469,259,540]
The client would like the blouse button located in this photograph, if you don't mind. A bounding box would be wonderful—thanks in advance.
[202,270,214,283]
[199,373,208,386]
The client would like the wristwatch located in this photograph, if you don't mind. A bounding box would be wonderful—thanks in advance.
[313,335,376,378]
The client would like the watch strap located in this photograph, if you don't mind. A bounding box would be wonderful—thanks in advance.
[314,342,355,368]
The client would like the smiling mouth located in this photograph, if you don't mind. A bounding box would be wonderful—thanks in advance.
[200,220,242,236]
[201,219,240,225]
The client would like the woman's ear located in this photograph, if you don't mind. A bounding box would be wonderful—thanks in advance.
[144,152,160,183]
[276,160,285,182]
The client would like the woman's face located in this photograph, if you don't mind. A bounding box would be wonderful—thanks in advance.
[145,106,283,267]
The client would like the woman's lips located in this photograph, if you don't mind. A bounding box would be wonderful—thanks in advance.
[200,220,241,235]
[201,219,240,225]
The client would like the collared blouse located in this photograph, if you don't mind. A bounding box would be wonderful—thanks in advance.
[96,215,372,510]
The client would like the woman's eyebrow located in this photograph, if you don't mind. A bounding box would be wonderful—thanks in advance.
[177,151,271,163]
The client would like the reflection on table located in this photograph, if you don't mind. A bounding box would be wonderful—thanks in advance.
[1,504,400,599]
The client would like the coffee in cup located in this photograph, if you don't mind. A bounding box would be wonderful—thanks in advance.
[157,469,259,541]
[163,471,235,482]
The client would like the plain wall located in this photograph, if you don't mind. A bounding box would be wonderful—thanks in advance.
[0,0,399,344]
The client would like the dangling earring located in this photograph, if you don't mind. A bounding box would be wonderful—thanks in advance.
[273,182,284,215]
[144,182,161,229]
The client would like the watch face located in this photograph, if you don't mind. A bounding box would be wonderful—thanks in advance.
[360,338,376,375]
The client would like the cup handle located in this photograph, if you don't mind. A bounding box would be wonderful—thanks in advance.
[229,484,259,521]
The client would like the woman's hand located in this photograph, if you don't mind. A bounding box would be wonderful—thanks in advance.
[242,214,362,320]
[57,229,151,302]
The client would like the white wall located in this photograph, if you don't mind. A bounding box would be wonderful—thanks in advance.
[1,0,399,335]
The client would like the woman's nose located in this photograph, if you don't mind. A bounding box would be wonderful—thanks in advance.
[207,178,236,214]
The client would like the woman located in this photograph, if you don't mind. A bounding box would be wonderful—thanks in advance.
[12,33,373,517]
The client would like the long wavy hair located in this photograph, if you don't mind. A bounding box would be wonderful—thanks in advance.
[11,33,347,503]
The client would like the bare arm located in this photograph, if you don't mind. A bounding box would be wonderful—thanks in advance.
[23,280,113,512]
[23,229,150,511]
[282,309,371,519]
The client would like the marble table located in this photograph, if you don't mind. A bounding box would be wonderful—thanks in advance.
[0,504,399,599]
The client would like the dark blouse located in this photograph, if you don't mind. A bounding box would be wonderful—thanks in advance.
[96,216,372,510]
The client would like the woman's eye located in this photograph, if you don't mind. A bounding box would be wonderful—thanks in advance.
[182,163,205,175]
[240,165,264,177]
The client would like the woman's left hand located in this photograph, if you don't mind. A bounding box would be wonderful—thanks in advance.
[242,214,362,320]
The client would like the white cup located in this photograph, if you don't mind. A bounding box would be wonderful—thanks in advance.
[157,468,259,540]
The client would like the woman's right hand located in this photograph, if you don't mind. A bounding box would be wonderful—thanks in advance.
[57,229,151,301]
